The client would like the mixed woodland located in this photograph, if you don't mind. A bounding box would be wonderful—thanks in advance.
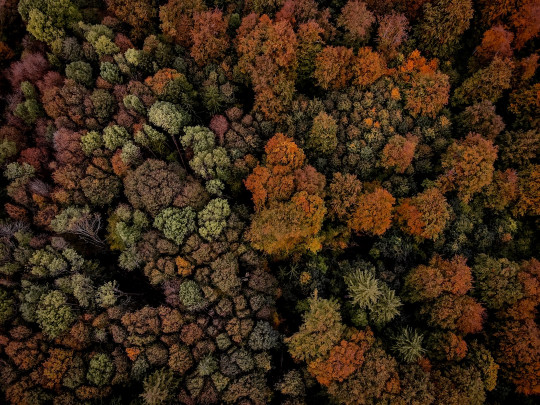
[0,0,539,403]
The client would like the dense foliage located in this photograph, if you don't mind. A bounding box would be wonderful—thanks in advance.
[0,0,538,404]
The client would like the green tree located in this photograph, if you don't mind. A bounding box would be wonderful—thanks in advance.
[18,0,81,45]
[416,0,473,58]
[453,57,514,106]
[86,353,114,387]
[306,111,338,155]
[36,290,75,339]
[198,198,230,241]
[392,328,426,363]
[285,294,345,363]
[181,126,231,181]
[153,207,196,245]
[0,289,15,325]
[103,125,131,151]
[148,101,190,136]
[472,255,523,310]
[65,61,93,86]
[179,280,205,310]
[370,285,402,326]
[96,281,118,308]
[345,268,381,309]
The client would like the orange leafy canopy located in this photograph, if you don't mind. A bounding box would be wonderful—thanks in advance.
[348,188,395,236]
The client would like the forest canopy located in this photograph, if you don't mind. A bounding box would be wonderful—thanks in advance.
[0,0,538,404]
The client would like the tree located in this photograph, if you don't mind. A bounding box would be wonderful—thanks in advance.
[313,46,354,90]
[296,21,324,85]
[100,62,122,85]
[148,101,190,136]
[381,134,418,174]
[18,0,81,45]
[396,187,450,240]
[141,369,178,405]
[498,130,540,169]
[159,0,206,46]
[472,25,514,68]
[103,125,130,151]
[78,22,120,58]
[483,169,519,211]
[392,328,426,363]
[153,207,196,245]
[370,284,402,325]
[405,255,472,302]
[438,133,498,203]
[181,126,232,181]
[327,346,400,405]
[405,69,450,118]
[41,348,74,390]
[415,0,473,58]
[495,319,540,395]
[245,134,326,256]
[510,0,540,49]
[352,47,387,87]
[377,13,409,57]
[247,190,326,256]
[178,280,205,310]
[0,289,15,325]
[275,0,322,26]
[236,14,297,121]
[348,188,395,236]
[306,111,338,154]
[65,61,93,87]
[124,159,186,217]
[190,9,228,66]
[71,273,95,308]
[509,83,540,129]
[96,281,118,308]
[427,331,468,361]
[516,164,540,216]
[81,157,122,207]
[285,294,345,363]
[328,172,363,222]
[248,321,280,351]
[144,69,187,98]
[337,1,375,44]
[275,370,305,399]
[398,50,450,118]
[456,101,505,140]
[36,290,75,339]
[453,57,514,106]
[505,258,540,321]
[86,353,114,387]
[424,294,485,335]
[197,198,230,241]
[106,0,156,40]
[430,364,488,404]
[472,255,522,310]
[307,331,372,386]
[53,128,84,165]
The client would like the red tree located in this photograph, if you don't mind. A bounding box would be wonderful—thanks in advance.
[190,9,229,66]
[348,187,395,236]
[405,255,472,302]
[396,187,450,240]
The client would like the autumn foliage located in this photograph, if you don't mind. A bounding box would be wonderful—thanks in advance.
[245,134,326,256]
[0,0,538,403]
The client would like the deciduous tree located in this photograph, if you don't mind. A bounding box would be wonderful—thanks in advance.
[348,188,395,236]
[438,133,498,203]
[396,187,450,240]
